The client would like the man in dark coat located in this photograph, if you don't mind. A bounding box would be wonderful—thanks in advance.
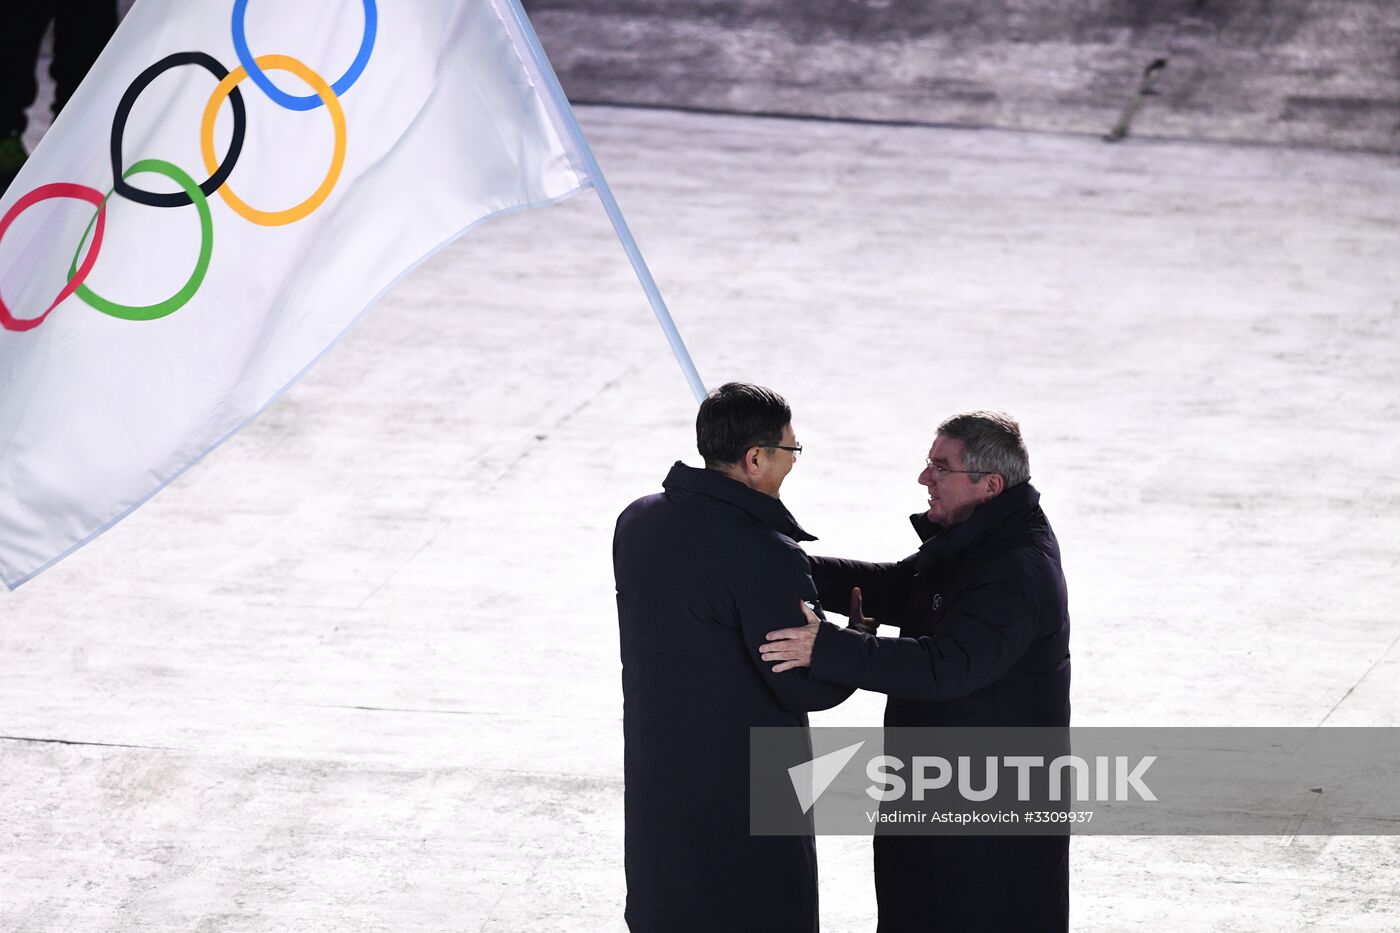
[761,410,1071,932]
[614,382,854,933]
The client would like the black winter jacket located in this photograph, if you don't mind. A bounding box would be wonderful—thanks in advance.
[614,462,853,933]
[809,481,1070,728]
[807,481,1071,932]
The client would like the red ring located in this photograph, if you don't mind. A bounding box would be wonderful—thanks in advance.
[0,183,107,332]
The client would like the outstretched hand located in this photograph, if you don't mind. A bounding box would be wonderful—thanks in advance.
[848,586,878,634]
[760,600,820,672]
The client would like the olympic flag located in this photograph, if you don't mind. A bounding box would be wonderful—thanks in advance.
[0,0,700,589]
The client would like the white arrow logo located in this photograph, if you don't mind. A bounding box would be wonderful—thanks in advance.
[788,741,866,814]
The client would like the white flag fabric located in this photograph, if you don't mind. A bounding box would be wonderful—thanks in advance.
[0,0,591,588]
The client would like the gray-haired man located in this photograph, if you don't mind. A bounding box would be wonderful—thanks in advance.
[762,411,1071,932]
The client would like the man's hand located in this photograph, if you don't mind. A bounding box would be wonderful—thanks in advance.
[848,586,878,635]
[760,600,820,672]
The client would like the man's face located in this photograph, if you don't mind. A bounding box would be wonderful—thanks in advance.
[918,434,996,527]
[753,422,799,498]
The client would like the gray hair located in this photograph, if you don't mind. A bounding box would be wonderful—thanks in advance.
[937,410,1031,488]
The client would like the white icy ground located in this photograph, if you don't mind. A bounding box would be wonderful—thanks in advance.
[4,100,1400,931]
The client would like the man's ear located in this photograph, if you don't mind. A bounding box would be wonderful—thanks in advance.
[984,473,1005,498]
[745,446,763,475]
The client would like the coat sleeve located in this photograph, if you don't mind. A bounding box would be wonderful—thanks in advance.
[736,545,856,713]
[807,573,1039,702]
[807,554,916,628]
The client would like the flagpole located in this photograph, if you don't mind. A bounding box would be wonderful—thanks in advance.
[498,0,709,405]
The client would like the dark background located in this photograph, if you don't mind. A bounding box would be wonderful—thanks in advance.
[525,0,1400,152]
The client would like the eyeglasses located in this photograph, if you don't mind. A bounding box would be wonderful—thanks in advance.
[925,458,980,477]
[765,444,803,459]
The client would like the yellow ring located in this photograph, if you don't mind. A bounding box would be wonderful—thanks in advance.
[200,54,346,226]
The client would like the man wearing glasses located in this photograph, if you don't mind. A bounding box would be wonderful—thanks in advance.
[614,381,854,933]
[761,411,1071,932]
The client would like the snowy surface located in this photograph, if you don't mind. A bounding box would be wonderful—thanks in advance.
[4,95,1400,931]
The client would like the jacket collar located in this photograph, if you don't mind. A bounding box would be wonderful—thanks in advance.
[663,461,817,542]
[908,481,1041,560]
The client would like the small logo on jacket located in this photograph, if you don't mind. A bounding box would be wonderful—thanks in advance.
[931,593,943,611]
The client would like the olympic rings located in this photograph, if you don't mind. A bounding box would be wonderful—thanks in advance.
[231,0,377,112]
[67,159,214,322]
[200,55,347,227]
[0,184,107,332]
[1,2,375,332]
[111,52,247,209]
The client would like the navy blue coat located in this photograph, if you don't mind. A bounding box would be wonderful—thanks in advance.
[614,462,854,933]
[808,481,1071,932]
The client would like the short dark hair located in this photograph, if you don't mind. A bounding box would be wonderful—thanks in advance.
[937,410,1031,487]
[696,382,791,468]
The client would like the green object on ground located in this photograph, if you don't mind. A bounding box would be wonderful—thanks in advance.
[0,135,28,194]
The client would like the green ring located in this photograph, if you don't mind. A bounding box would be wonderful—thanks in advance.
[69,158,214,321]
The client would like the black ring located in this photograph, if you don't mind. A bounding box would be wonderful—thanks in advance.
[110,51,247,208]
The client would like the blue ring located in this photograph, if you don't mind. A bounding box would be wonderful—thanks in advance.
[230,0,377,111]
